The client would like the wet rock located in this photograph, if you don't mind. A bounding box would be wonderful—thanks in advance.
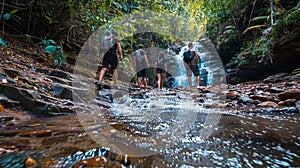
[0,148,15,155]
[73,156,107,168]
[1,67,24,80]
[52,84,84,101]
[0,129,21,137]
[277,89,300,100]
[0,116,17,122]
[256,85,269,90]
[195,98,205,103]
[249,95,269,101]
[257,101,279,108]
[165,92,177,96]
[290,68,300,80]
[0,84,49,114]
[226,92,239,100]
[112,90,127,99]
[266,87,285,93]
[49,70,71,80]
[25,123,43,127]
[92,99,111,109]
[4,77,17,84]
[0,152,28,168]
[48,76,71,85]
[217,103,232,108]
[116,155,131,166]
[20,130,53,137]
[41,158,56,167]
[237,96,253,105]
[256,90,265,95]
[252,100,261,105]
[25,156,37,168]
[0,103,4,112]
[98,89,113,103]
[278,99,297,106]
[259,107,299,113]
[296,101,300,112]
[0,152,36,168]
[263,73,289,83]
[48,104,75,113]
[35,67,50,74]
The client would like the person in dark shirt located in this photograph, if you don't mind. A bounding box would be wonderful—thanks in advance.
[157,52,167,91]
[97,30,123,88]
[183,42,200,89]
[133,44,150,91]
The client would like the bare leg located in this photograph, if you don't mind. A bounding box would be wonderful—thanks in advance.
[112,69,118,86]
[137,77,142,90]
[157,73,161,90]
[196,75,200,87]
[161,73,165,89]
[98,67,107,82]
[188,76,192,88]
[143,77,147,90]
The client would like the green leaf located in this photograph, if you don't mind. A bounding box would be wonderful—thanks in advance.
[54,59,60,67]
[131,5,141,11]
[11,15,21,24]
[60,53,66,64]
[0,38,8,47]
[45,15,53,24]
[45,45,57,54]
[225,25,235,30]
[47,40,56,46]
[25,34,32,41]
[251,16,268,22]
[10,9,18,14]
[70,5,76,20]
[2,13,11,21]
[105,0,111,8]
[39,39,56,46]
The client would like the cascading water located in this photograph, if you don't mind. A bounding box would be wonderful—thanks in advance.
[171,35,226,88]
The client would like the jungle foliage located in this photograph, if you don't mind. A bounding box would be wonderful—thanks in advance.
[204,0,300,66]
[0,0,299,68]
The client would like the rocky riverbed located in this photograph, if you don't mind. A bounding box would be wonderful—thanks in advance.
[0,49,300,167]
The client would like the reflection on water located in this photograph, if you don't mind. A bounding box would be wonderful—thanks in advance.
[69,88,300,167]
[1,102,299,167]
[53,110,300,167]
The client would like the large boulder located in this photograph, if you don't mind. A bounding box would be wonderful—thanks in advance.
[277,89,300,100]
[0,84,49,115]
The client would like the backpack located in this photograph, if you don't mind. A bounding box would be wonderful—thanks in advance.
[135,49,146,63]
[183,50,194,62]
[100,36,113,50]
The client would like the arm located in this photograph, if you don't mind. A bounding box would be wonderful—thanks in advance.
[144,55,150,68]
[194,51,199,64]
[117,41,123,61]
[164,62,167,72]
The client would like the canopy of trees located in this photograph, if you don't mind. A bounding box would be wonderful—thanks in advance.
[1,0,299,66]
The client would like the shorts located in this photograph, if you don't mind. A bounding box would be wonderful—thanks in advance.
[185,63,199,76]
[137,69,146,78]
[157,68,166,74]
[102,53,118,69]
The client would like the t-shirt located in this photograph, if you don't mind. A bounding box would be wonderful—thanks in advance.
[157,55,166,69]
[107,37,119,56]
[102,36,119,57]
[134,49,146,67]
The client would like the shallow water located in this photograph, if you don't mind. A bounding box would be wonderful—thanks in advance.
[36,90,300,167]
[1,97,300,167]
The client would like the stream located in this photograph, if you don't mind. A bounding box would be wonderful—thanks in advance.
[0,37,300,167]
[1,99,299,167]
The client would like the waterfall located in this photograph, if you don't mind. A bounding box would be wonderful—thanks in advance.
[171,35,226,87]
